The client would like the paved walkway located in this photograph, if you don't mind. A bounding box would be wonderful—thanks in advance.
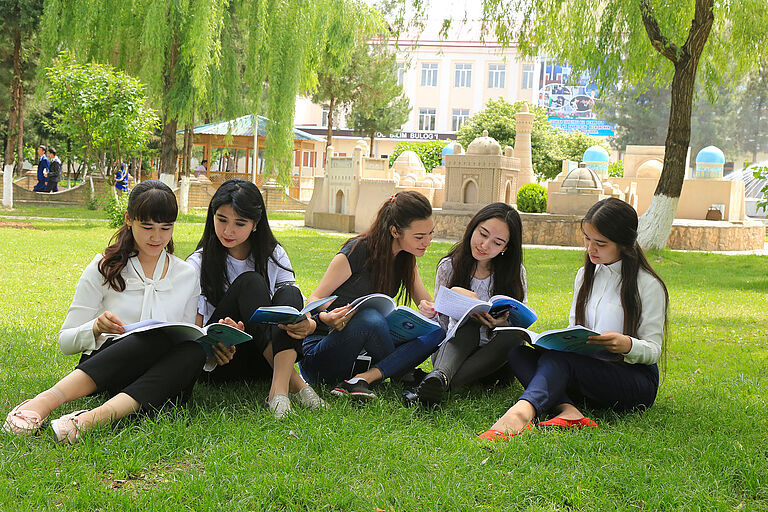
[2,215,766,255]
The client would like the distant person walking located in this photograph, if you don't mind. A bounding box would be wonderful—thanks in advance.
[33,145,49,192]
[46,148,62,193]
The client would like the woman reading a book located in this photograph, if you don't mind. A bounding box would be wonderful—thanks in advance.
[411,202,528,405]
[187,179,325,419]
[4,181,204,443]
[298,191,440,399]
[481,197,668,440]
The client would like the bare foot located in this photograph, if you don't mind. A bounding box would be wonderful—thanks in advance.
[488,400,536,434]
[549,403,585,421]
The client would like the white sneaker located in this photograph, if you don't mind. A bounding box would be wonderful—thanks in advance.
[267,394,292,420]
[295,385,328,410]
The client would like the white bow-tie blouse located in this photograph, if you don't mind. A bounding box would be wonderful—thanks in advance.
[58,250,201,355]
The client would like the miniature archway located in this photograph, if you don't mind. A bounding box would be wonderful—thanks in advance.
[335,189,345,214]
[504,181,513,204]
[462,179,479,204]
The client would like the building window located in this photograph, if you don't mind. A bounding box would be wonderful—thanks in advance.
[488,64,506,89]
[522,64,534,89]
[321,106,329,127]
[396,62,406,86]
[418,108,436,131]
[454,64,472,88]
[452,109,470,131]
[421,63,438,87]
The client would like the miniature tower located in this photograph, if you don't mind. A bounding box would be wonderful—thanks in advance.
[514,102,536,186]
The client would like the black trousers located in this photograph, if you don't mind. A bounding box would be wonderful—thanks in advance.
[203,271,304,383]
[77,331,206,411]
[45,180,59,192]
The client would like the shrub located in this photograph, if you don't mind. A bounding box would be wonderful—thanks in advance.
[516,183,547,213]
[608,161,624,177]
[104,192,130,228]
[753,166,768,212]
[388,140,448,173]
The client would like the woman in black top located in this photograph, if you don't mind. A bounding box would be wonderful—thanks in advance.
[298,191,440,399]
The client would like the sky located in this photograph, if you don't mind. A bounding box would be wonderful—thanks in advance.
[365,0,484,20]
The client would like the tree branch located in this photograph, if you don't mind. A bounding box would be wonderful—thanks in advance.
[638,0,679,62]
[681,0,715,62]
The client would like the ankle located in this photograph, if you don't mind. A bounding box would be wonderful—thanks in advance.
[30,388,66,417]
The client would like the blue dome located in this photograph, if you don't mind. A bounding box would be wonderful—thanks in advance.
[696,145,725,164]
[441,144,455,158]
[583,145,609,163]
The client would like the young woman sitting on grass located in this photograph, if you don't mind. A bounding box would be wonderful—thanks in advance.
[186,179,325,419]
[4,181,204,443]
[413,202,528,405]
[298,191,440,400]
[481,197,669,440]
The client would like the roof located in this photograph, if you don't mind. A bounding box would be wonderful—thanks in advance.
[188,114,325,142]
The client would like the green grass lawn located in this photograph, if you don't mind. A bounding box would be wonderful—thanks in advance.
[0,204,305,223]
[1,219,766,510]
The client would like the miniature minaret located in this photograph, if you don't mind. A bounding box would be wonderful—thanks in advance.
[514,102,536,186]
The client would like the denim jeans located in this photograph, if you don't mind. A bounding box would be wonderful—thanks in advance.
[299,308,444,386]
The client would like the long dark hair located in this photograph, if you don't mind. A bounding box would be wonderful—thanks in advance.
[352,191,432,305]
[98,180,178,291]
[574,198,669,338]
[445,202,525,300]
[196,179,292,307]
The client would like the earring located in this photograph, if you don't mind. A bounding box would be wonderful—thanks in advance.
[501,250,505,255]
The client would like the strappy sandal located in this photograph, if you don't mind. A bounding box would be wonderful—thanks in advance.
[51,410,88,444]
[3,399,48,436]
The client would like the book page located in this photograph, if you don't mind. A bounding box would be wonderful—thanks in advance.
[346,294,396,317]
[434,286,490,320]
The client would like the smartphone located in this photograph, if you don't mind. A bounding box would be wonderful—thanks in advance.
[351,353,372,375]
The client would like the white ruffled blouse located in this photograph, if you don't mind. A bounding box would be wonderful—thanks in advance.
[58,251,200,355]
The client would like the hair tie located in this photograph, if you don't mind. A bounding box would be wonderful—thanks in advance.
[389,194,397,203]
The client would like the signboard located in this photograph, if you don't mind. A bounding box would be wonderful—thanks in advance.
[538,60,615,137]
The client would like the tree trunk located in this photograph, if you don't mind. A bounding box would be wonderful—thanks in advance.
[159,33,180,187]
[178,123,193,214]
[2,32,22,207]
[160,114,178,188]
[325,97,335,154]
[637,0,714,249]
[369,132,375,157]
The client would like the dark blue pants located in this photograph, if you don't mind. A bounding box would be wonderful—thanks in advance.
[508,345,659,417]
[299,308,443,386]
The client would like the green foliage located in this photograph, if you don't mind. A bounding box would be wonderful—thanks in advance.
[753,166,768,212]
[608,161,624,177]
[516,182,547,213]
[388,140,448,173]
[104,192,129,228]
[44,53,159,171]
[348,43,411,153]
[455,98,601,180]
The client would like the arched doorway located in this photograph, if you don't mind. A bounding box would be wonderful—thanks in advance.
[462,180,478,203]
[335,189,345,214]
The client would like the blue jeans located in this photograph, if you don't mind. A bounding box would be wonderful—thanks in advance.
[299,308,444,385]
[508,345,659,416]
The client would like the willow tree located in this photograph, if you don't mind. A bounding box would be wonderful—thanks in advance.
[41,0,382,182]
[413,0,768,248]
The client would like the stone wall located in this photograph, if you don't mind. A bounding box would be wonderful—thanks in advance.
[433,209,765,251]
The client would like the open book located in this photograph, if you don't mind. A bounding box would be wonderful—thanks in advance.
[493,325,608,356]
[434,286,538,343]
[249,296,338,325]
[345,293,442,343]
[117,320,252,358]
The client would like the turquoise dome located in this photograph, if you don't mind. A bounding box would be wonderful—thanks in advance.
[696,145,725,164]
[583,145,609,163]
[441,144,455,159]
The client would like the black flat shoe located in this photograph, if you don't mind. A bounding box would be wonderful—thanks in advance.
[416,370,449,406]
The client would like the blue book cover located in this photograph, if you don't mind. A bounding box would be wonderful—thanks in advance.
[494,325,609,357]
[250,296,338,325]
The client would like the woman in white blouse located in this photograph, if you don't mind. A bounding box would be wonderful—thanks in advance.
[187,179,323,419]
[481,198,669,440]
[4,181,203,443]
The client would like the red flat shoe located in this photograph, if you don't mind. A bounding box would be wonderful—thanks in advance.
[539,416,597,429]
[478,421,534,441]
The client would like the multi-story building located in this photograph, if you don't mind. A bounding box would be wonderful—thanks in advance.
[294,20,541,159]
